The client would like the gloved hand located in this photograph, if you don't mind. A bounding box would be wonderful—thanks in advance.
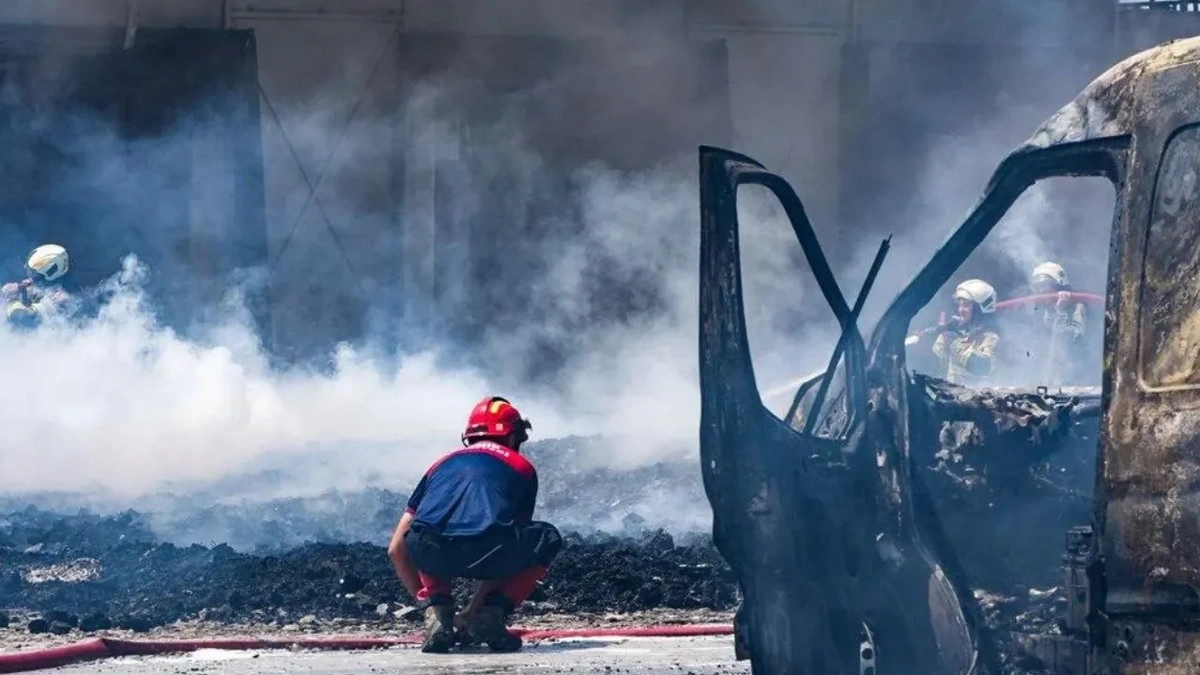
[1056,291,1071,311]
[940,314,967,334]
[1,279,30,296]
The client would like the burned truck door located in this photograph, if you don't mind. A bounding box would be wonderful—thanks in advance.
[698,145,872,674]
[1097,90,1200,671]
[699,146,990,674]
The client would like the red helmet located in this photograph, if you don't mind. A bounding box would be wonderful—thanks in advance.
[461,396,532,446]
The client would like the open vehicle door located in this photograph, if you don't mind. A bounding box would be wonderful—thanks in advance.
[698,146,985,674]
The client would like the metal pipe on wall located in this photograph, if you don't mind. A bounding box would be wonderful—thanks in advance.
[124,0,140,49]
[689,22,844,37]
[228,10,404,24]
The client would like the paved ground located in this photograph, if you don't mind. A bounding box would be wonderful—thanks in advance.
[0,610,735,653]
[52,636,748,674]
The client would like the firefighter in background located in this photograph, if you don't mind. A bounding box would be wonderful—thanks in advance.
[0,244,72,328]
[0,244,72,329]
[931,279,1003,474]
[932,279,1001,387]
[1029,261,1086,385]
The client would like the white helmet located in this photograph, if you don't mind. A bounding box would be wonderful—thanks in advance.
[1032,258,1070,288]
[26,244,69,282]
[1030,261,1068,288]
[954,279,997,314]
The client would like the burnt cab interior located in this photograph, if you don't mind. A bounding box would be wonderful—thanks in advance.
[698,34,1200,675]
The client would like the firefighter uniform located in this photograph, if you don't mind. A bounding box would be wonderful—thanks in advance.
[933,326,1001,387]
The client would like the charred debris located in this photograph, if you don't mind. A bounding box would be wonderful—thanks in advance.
[0,505,735,632]
[2,423,1093,671]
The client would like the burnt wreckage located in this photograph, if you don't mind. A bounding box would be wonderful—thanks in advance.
[699,36,1200,675]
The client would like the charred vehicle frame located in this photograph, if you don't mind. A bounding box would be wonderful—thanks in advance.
[699,36,1200,675]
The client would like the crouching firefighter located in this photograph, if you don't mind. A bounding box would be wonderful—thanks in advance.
[387,396,563,654]
[0,244,72,329]
[933,279,1001,387]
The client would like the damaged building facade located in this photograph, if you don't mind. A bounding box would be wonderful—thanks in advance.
[0,0,1190,359]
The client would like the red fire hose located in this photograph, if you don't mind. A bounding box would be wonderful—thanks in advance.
[994,291,1104,310]
[907,292,1105,345]
[0,624,735,673]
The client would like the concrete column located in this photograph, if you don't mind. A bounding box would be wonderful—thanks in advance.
[397,94,439,330]
[188,114,228,282]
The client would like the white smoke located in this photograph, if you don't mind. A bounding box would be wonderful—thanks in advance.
[0,3,1140,547]
[0,256,496,494]
[0,159,825,508]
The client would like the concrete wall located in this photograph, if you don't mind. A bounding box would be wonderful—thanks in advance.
[235,16,402,353]
[1118,6,1200,52]
[219,0,847,350]
[0,0,1189,353]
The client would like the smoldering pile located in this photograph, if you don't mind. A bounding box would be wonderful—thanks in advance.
[6,436,711,554]
[0,434,733,633]
[0,430,1089,674]
[0,505,1063,657]
[0,506,736,633]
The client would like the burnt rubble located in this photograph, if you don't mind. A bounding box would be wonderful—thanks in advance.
[913,376,1099,592]
[0,504,1062,674]
[0,427,1094,673]
[0,436,726,632]
[0,506,736,631]
[0,436,710,554]
[909,377,1102,674]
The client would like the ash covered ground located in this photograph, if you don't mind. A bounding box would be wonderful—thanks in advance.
[0,434,1079,673]
[0,436,709,553]
[0,507,734,631]
[0,436,733,636]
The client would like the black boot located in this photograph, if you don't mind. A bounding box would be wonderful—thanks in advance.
[421,598,457,654]
[465,595,522,653]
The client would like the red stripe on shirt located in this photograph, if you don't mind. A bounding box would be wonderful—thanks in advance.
[423,441,535,480]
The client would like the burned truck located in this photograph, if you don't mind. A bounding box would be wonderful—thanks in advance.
[699,36,1200,675]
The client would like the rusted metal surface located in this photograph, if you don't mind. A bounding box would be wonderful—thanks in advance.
[1106,626,1200,674]
[1092,36,1200,675]
[697,34,1200,675]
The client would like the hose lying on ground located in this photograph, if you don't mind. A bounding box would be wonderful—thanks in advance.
[0,624,736,673]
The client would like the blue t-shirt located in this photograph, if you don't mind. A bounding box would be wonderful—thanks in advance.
[405,441,538,537]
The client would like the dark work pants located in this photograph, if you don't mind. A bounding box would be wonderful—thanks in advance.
[403,521,562,611]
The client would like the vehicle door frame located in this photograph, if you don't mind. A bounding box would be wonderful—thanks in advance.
[856,138,1131,673]
[865,139,1129,368]
[698,145,881,674]
[699,145,871,443]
